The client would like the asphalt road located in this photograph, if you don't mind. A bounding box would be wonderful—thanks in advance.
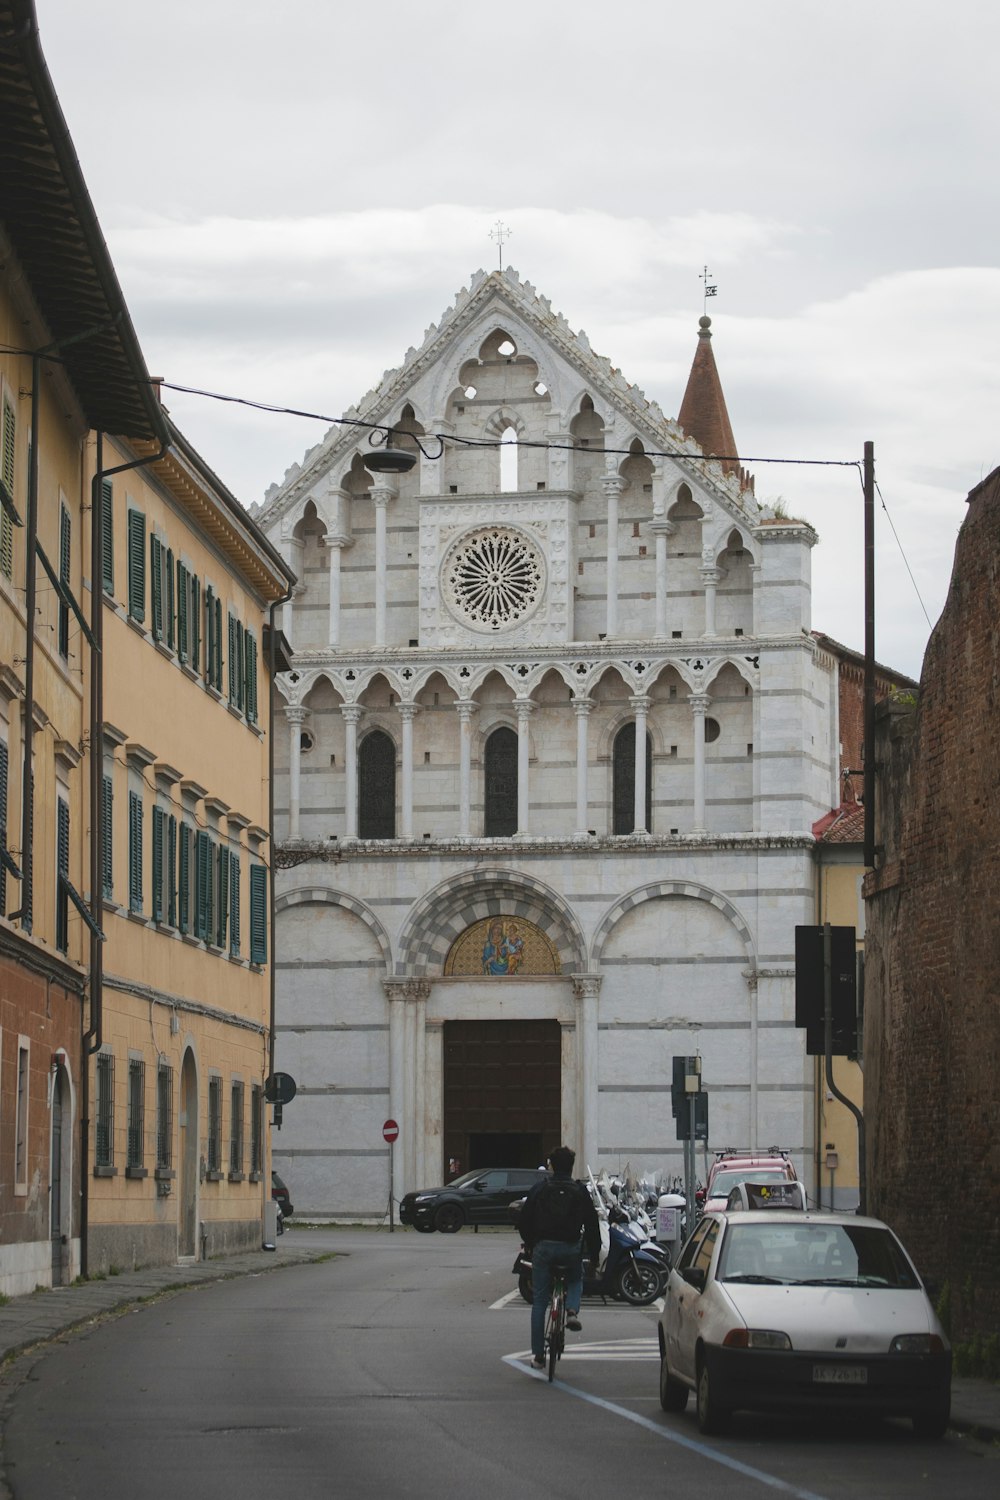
[2,1228,997,1500]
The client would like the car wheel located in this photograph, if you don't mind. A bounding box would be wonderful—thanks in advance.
[913,1400,950,1440]
[518,1272,533,1304]
[659,1352,689,1413]
[696,1353,730,1435]
[435,1203,464,1234]
[413,1223,435,1234]
[616,1261,663,1306]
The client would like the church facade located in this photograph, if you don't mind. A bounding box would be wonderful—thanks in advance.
[256,269,842,1219]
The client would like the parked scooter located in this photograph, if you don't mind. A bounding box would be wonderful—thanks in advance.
[513,1205,666,1306]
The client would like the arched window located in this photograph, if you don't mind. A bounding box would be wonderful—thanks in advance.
[484,726,518,836]
[358,730,396,839]
[612,722,652,834]
[500,428,518,493]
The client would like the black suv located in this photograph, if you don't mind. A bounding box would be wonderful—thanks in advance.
[271,1171,294,1219]
[400,1167,544,1233]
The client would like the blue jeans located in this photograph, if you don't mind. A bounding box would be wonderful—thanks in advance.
[530,1239,583,1360]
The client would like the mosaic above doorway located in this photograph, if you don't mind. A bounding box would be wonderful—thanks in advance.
[443,916,562,976]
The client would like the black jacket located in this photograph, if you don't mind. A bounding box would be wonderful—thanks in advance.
[519,1173,601,1262]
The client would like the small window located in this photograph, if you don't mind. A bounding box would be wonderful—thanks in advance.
[300,731,314,752]
[612,723,652,835]
[15,1040,29,1192]
[96,1050,115,1169]
[207,1076,222,1175]
[156,1060,173,1170]
[127,1057,146,1173]
[230,1080,245,1178]
[359,731,396,840]
[705,717,721,743]
[250,1083,263,1177]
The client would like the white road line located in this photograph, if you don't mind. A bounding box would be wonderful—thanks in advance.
[490,1288,524,1310]
[502,1350,832,1500]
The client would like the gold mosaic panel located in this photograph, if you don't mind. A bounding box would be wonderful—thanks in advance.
[443,916,561,976]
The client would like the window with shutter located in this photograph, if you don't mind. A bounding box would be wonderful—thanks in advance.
[216,843,228,949]
[95,1051,115,1167]
[1,394,15,580]
[189,574,201,674]
[150,533,163,640]
[244,630,258,724]
[127,510,145,621]
[165,547,175,649]
[152,806,164,922]
[178,823,190,933]
[101,773,113,900]
[249,864,267,965]
[204,584,215,685]
[195,829,212,941]
[58,506,71,656]
[56,795,70,951]
[228,614,238,702]
[128,789,143,913]
[229,851,240,956]
[167,813,177,927]
[101,479,114,595]
[176,559,188,662]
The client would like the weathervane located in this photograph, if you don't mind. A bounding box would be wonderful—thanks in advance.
[490,219,512,272]
[701,265,718,314]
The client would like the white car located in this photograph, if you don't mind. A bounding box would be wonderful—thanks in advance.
[657,1210,951,1438]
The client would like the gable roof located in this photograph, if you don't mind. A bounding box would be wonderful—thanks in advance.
[256,267,759,528]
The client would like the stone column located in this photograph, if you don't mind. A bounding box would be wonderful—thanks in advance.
[701,563,722,638]
[750,561,762,637]
[456,700,478,839]
[572,698,593,839]
[689,692,710,833]
[398,702,418,840]
[285,704,308,840]
[386,982,406,1207]
[384,978,431,1198]
[572,975,602,1173]
[601,474,624,638]
[630,695,651,834]
[326,535,353,648]
[514,698,535,837]
[341,703,363,840]
[280,533,304,645]
[372,478,396,649]
[650,519,675,639]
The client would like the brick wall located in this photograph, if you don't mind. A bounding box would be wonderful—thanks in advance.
[864,466,1000,1338]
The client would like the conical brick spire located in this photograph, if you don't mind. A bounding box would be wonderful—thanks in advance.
[677,316,739,477]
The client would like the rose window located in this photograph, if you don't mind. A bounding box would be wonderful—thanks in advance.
[443,527,544,631]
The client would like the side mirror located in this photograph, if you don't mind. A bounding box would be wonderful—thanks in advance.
[472,1180,486,1191]
[680,1266,706,1293]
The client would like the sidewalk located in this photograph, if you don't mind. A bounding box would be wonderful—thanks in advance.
[0,1237,331,1365]
[0,1240,995,1441]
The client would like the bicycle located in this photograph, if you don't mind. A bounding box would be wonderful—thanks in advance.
[543,1257,573,1382]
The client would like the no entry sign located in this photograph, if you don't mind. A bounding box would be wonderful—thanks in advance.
[383,1118,399,1143]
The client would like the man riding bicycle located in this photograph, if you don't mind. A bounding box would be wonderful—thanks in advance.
[518,1146,601,1370]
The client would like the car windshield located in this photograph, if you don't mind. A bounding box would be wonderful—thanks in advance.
[709,1169,787,1200]
[717,1222,921,1288]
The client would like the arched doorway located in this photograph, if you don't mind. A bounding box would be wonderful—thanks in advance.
[179,1049,198,1258]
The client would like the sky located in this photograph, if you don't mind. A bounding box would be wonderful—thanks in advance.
[33,0,1000,681]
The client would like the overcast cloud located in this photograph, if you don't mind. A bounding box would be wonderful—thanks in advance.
[33,0,1000,680]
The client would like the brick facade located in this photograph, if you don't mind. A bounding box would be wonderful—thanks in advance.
[864,467,1000,1338]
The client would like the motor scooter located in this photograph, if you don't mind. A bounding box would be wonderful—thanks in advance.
[513,1205,666,1307]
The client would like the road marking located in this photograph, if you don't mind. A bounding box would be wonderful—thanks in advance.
[503,1349,832,1500]
[490,1288,524,1310]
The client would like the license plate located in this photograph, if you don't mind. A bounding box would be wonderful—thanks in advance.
[813,1364,868,1385]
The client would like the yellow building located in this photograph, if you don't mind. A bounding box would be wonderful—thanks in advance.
[0,1,293,1286]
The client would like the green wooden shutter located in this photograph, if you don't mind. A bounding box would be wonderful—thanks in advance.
[166,547,175,649]
[190,574,201,675]
[195,829,212,941]
[55,796,70,951]
[150,534,163,640]
[167,813,177,927]
[178,824,190,934]
[176,560,189,663]
[229,851,240,956]
[249,864,267,965]
[58,506,71,656]
[244,630,258,724]
[228,614,238,703]
[152,806,164,922]
[1,397,14,580]
[101,479,114,595]
[101,773,114,900]
[127,510,146,622]
[204,585,214,683]
[128,789,143,913]
[216,844,228,948]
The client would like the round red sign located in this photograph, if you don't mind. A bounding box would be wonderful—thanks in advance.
[382,1118,399,1143]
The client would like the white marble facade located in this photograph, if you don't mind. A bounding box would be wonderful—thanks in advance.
[257,268,837,1219]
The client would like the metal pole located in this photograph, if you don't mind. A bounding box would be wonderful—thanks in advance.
[863,441,876,869]
[823,922,867,1214]
[389,1141,395,1233]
